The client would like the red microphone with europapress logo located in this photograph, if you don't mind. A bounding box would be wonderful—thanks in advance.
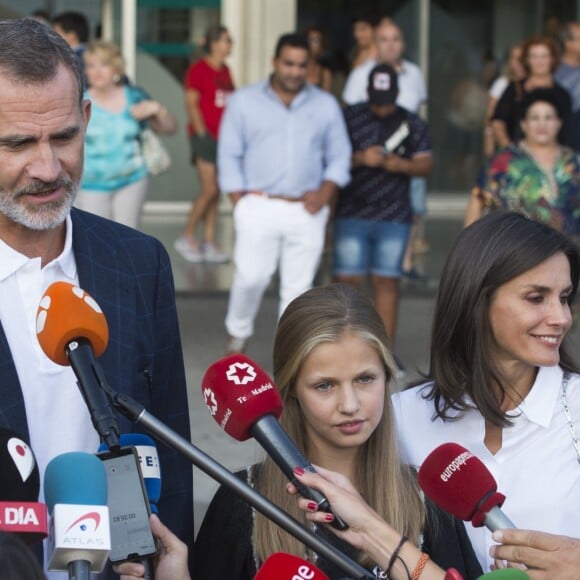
[418,443,516,532]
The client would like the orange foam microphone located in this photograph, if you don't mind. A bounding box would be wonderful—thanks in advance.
[36,281,109,366]
[36,282,119,448]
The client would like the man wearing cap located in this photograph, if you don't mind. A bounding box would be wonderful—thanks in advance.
[343,17,429,283]
[333,63,432,351]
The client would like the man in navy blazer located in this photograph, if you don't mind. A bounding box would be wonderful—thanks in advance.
[0,19,193,576]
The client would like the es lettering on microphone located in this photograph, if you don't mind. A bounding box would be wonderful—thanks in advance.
[254,552,330,580]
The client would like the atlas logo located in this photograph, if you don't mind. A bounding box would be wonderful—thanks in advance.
[226,362,256,385]
[203,388,218,415]
[65,512,101,534]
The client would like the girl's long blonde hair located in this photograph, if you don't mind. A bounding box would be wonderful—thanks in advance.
[253,284,425,567]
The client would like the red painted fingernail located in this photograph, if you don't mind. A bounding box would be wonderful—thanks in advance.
[307,502,317,511]
[324,513,335,522]
[294,467,305,476]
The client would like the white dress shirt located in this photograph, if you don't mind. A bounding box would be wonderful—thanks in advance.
[218,80,352,196]
[392,365,580,572]
[0,216,100,579]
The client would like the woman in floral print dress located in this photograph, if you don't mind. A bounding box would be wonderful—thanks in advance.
[465,88,580,239]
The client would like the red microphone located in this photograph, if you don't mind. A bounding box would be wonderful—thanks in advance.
[417,443,516,531]
[254,553,329,579]
[35,282,120,448]
[0,428,48,544]
[202,354,347,530]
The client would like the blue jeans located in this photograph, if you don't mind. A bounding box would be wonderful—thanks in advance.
[332,218,411,279]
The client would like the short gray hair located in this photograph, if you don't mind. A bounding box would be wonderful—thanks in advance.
[0,18,83,104]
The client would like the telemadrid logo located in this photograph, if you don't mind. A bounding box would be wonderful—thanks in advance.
[203,388,218,415]
[226,362,256,385]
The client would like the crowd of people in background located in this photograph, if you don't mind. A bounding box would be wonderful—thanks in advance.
[6,6,580,580]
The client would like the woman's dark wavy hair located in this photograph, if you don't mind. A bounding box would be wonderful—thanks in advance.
[422,211,580,427]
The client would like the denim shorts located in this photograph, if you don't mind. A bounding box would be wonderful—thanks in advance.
[332,218,411,278]
[410,177,427,216]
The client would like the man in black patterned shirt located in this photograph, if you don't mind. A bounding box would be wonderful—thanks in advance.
[333,64,433,349]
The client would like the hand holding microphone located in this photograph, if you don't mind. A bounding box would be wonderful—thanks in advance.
[289,466,384,551]
[490,529,580,579]
[290,466,460,580]
[202,354,347,530]
[113,515,190,580]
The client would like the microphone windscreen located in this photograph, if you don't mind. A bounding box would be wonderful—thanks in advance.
[254,552,329,579]
[44,452,107,513]
[418,443,498,521]
[0,428,40,502]
[98,433,161,512]
[202,354,283,441]
[477,570,529,579]
[36,281,109,366]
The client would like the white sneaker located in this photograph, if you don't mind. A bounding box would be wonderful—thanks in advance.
[174,236,203,262]
[203,242,229,263]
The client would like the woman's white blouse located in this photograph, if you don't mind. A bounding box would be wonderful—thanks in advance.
[392,365,580,572]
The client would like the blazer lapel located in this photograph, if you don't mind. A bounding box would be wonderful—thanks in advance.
[0,321,29,439]
[71,209,134,433]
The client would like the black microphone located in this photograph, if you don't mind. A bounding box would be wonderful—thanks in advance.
[107,392,374,579]
[0,427,48,544]
[202,354,347,531]
[36,281,120,449]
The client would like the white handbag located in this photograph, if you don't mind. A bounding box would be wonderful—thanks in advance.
[141,127,172,176]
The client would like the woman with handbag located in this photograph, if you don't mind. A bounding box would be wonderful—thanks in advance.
[76,41,176,229]
[174,25,235,263]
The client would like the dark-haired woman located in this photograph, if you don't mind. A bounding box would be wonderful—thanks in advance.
[392,211,580,573]
[175,25,235,263]
[466,89,580,236]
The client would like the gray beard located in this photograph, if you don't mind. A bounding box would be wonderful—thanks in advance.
[0,180,77,231]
